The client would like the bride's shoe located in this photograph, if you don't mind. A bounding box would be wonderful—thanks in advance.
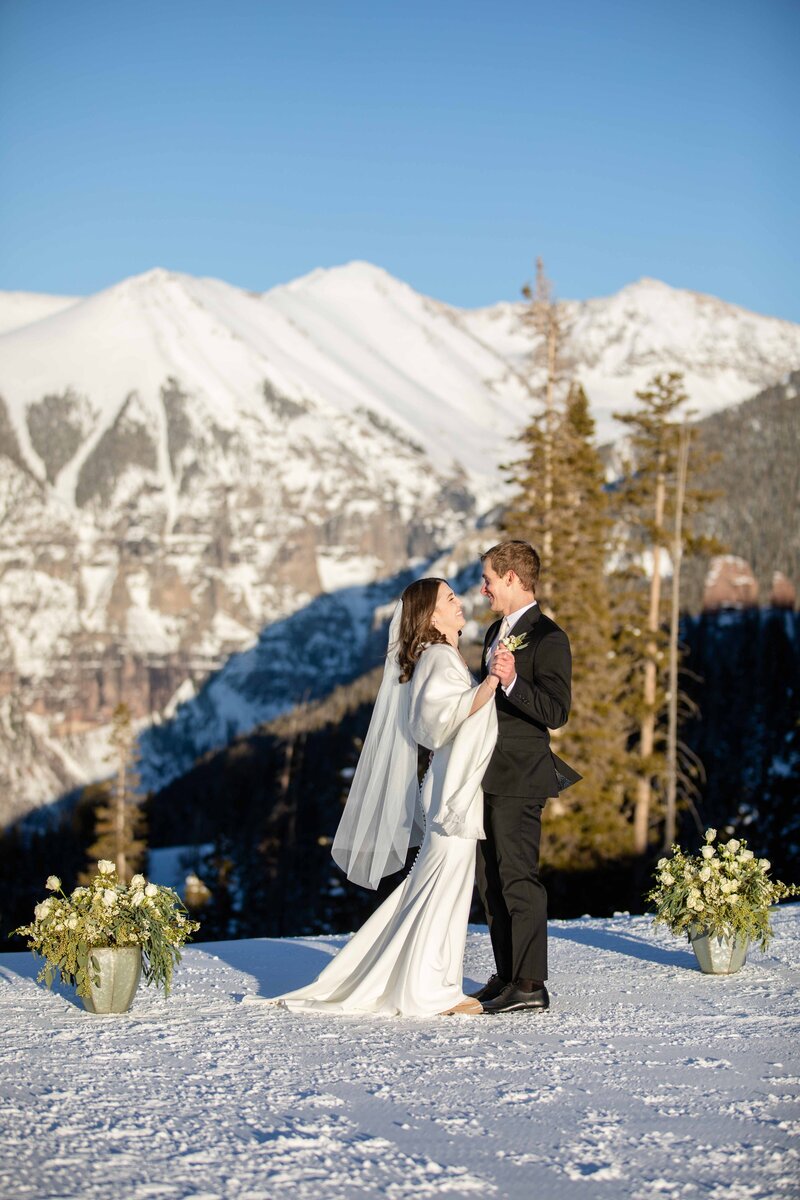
[440,997,483,1015]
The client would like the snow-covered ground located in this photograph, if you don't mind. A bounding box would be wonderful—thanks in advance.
[1,908,799,1200]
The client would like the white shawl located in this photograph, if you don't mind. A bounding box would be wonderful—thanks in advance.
[409,644,498,840]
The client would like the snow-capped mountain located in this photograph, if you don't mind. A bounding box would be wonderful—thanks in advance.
[2,262,799,824]
[463,276,800,437]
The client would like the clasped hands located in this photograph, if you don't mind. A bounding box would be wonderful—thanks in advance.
[489,646,516,689]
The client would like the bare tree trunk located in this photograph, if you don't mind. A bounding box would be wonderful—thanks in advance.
[543,313,557,565]
[530,257,561,574]
[115,754,127,880]
[276,727,299,937]
[634,453,667,855]
[664,424,690,850]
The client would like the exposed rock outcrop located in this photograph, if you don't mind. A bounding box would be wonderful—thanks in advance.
[703,555,760,610]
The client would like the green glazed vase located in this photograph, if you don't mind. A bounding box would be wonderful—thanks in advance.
[82,946,143,1014]
[688,926,749,974]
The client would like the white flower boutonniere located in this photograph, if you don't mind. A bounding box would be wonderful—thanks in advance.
[501,632,529,653]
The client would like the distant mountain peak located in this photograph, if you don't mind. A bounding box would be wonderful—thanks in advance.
[273,259,414,299]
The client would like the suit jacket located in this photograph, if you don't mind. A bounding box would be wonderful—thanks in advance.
[480,605,580,798]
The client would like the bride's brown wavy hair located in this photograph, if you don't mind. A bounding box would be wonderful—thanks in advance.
[396,577,449,683]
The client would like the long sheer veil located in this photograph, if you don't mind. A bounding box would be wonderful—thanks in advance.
[331,601,424,889]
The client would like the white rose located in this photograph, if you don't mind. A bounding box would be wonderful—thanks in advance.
[97,860,115,876]
[701,846,715,859]
[758,859,771,871]
[705,829,717,842]
[739,850,754,862]
[699,866,712,882]
[657,858,668,869]
[67,916,79,930]
[130,874,146,889]
[71,887,88,899]
[45,875,61,892]
[102,889,118,907]
[726,839,740,853]
[130,891,145,907]
[145,883,158,898]
[661,872,675,886]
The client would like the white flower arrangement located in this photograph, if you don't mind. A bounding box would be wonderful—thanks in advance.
[647,829,798,950]
[501,633,529,653]
[14,861,200,1000]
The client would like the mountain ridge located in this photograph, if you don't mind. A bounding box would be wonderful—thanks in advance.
[2,262,799,825]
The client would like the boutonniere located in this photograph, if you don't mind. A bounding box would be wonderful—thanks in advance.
[501,632,529,653]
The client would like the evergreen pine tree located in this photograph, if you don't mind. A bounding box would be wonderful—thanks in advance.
[504,363,630,865]
[511,257,571,578]
[82,703,147,883]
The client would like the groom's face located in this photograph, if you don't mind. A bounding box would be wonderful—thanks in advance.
[480,561,514,614]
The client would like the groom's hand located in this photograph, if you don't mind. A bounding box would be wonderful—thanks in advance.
[490,648,516,688]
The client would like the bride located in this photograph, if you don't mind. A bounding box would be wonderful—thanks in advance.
[245,577,499,1017]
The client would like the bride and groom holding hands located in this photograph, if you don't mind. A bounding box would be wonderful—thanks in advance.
[246,539,578,1018]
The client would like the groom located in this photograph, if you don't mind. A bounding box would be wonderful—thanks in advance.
[472,539,579,1014]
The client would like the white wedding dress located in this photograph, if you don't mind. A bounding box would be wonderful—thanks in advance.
[252,644,497,1017]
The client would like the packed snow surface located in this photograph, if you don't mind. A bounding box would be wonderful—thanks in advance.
[1,907,798,1200]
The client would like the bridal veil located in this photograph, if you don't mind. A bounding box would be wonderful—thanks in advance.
[331,602,424,889]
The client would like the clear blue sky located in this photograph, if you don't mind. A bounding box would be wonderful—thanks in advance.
[1,0,797,320]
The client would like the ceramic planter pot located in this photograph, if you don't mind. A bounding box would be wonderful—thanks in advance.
[82,946,143,1014]
[688,926,749,974]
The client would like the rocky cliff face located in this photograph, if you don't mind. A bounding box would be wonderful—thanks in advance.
[2,263,799,825]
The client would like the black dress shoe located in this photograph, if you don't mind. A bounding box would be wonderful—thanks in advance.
[481,981,550,1014]
[468,974,509,1003]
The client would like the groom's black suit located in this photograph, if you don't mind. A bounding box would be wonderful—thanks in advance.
[477,604,578,983]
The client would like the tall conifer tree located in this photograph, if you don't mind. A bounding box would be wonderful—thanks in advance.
[512,257,570,581]
[83,703,147,883]
[504,311,630,866]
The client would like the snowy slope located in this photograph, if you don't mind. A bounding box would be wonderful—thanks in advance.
[1,907,798,1199]
[262,262,528,479]
[0,290,77,336]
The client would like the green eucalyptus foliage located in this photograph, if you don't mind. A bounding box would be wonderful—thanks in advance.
[646,830,799,951]
[13,860,200,999]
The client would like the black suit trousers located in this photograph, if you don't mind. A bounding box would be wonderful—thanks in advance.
[476,793,548,982]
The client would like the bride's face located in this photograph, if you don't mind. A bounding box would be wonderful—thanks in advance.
[431,582,465,641]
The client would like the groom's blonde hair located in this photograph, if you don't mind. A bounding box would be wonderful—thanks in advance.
[482,540,540,593]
